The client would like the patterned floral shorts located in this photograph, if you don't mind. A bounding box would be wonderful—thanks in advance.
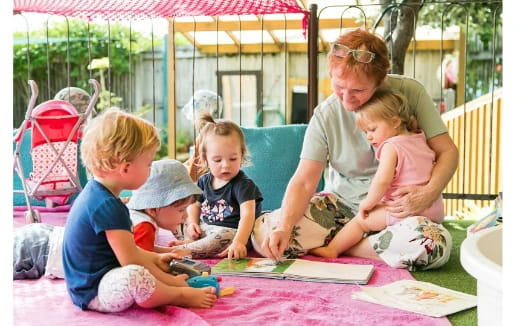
[251,192,452,271]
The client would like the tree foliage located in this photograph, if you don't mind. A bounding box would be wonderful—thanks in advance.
[13,18,157,92]
[374,0,502,100]
[419,0,503,100]
[419,0,502,51]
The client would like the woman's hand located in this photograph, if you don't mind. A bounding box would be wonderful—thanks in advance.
[386,184,437,218]
[261,228,291,261]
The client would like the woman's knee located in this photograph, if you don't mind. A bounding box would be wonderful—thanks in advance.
[367,216,452,271]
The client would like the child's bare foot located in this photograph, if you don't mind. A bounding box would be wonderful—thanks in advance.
[174,287,217,309]
[309,246,338,258]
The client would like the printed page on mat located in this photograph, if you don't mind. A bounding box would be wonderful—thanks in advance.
[212,257,375,284]
[351,279,477,317]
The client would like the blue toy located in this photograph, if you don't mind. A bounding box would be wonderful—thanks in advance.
[186,272,236,297]
[187,273,221,296]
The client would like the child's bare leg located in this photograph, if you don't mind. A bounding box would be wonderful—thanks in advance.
[174,225,236,258]
[90,265,217,312]
[310,206,387,258]
[310,218,365,258]
[139,281,217,309]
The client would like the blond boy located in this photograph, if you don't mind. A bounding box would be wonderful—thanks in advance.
[62,107,216,312]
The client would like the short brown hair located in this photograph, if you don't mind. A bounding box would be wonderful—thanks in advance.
[80,107,160,175]
[328,28,390,86]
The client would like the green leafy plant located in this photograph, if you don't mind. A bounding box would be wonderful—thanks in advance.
[419,1,503,101]
[13,18,156,87]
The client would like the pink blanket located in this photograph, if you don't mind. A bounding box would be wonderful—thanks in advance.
[13,206,451,325]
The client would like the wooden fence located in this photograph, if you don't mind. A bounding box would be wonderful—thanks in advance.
[442,88,502,217]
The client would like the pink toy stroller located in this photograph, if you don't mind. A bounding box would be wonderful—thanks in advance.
[13,79,100,223]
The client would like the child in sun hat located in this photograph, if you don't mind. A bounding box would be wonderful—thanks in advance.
[126,159,203,253]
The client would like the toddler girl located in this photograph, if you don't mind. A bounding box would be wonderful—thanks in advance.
[176,113,263,260]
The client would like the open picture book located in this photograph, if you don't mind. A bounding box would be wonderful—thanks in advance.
[351,280,477,317]
[212,257,375,284]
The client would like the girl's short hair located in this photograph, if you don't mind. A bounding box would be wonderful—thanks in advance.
[80,107,160,175]
[328,28,390,87]
[355,88,417,132]
[196,113,250,173]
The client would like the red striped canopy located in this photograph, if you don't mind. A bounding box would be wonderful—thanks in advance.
[13,0,308,21]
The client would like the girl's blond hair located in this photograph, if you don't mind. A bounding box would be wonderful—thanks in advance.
[196,113,249,174]
[355,88,417,132]
[80,107,160,175]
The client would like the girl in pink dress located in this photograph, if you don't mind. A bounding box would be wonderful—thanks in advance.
[311,88,444,258]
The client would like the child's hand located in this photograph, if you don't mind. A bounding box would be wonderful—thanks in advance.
[167,239,189,247]
[157,253,190,286]
[355,209,369,220]
[170,247,192,258]
[357,200,372,219]
[218,241,247,260]
[186,222,202,240]
[157,253,176,273]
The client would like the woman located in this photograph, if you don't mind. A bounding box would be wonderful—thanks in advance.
[252,29,458,271]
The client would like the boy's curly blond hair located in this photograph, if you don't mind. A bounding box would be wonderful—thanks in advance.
[80,107,160,175]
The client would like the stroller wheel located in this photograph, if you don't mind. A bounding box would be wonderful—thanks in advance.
[24,210,41,224]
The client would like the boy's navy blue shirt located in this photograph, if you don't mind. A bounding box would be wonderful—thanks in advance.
[62,180,132,310]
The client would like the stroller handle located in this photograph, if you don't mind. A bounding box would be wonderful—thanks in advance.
[25,80,39,120]
[13,80,39,142]
[83,79,101,118]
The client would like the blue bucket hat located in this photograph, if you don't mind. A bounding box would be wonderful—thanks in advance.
[127,159,202,210]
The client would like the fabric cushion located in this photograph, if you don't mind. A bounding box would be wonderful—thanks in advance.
[241,124,323,211]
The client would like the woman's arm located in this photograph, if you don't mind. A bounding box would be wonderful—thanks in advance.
[106,229,188,287]
[261,158,325,260]
[387,132,458,217]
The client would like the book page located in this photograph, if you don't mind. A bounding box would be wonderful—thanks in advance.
[212,258,293,274]
[351,280,477,317]
[284,259,374,282]
[212,258,374,284]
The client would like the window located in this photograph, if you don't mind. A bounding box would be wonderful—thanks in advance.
[217,71,261,127]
